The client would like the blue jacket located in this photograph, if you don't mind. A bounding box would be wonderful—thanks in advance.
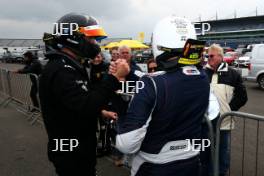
[116,66,210,176]
[109,61,142,116]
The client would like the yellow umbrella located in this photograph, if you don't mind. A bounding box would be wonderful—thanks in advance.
[100,46,106,50]
[104,42,120,49]
[118,40,149,49]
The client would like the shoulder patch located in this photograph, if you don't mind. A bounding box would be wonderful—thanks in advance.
[80,84,87,92]
[134,70,146,78]
[148,71,166,77]
[182,66,200,75]
[64,65,75,70]
[217,62,228,72]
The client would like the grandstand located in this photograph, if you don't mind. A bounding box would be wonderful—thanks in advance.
[0,38,131,49]
[195,15,264,48]
[0,39,44,48]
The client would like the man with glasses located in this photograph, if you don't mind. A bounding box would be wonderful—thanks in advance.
[204,44,248,176]
[39,13,129,176]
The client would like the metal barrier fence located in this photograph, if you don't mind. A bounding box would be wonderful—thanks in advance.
[214,111,264,176]
[0,68,11,102]
[2,67,264,175]
[0,68,42,125]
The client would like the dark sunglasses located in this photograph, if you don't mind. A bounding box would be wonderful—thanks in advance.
[208,54,217,58]
[121,52,130,54]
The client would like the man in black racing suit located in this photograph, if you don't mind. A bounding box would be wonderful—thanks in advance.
[39,13,129,176]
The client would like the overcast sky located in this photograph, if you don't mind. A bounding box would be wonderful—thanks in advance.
[0,0,263,42]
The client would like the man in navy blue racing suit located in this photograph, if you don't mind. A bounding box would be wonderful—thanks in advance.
[113,16,214,176]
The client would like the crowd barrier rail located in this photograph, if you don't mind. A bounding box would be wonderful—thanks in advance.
[214,111,264,176]
[0,68,42,125]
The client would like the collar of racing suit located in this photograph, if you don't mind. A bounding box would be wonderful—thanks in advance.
[45,51,89,79]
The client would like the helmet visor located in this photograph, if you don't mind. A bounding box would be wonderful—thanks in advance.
[79,25,107,40]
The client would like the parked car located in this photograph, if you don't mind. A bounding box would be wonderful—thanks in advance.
[234,52,251,68]
[36,50,48,66]
[235,47,248,57]
[134,49,153,63]
[223,47,234,53]
[246,44,264,90]
[22,49,48,66]
[0,48,6,60]
[223,52,238,65]
[2,49,24,63]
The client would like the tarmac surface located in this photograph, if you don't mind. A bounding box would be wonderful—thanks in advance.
[1,63,264,176]
[0,63,130,176]
[0,100,130,176]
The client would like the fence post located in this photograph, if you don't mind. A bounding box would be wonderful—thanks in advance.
[205,114,216,172]
[214,111,264,176]
[0,69,13,107]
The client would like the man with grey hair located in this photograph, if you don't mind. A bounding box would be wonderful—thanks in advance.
[118,45,132,64]
[118,45,143,79]
[204,44,248,176]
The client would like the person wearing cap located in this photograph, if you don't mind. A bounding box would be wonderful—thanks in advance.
[90,52,109,85]
[14,51,42,110]
[39,13,129,176]
[89,52,114,156]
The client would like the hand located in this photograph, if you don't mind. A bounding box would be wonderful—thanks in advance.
[109,61,117,75]
[109,59,130,81]
[101,110,118,120]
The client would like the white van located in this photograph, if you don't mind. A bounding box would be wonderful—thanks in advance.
[247,44,264,90]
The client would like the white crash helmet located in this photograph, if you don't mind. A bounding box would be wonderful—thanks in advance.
[152,15,197,59]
